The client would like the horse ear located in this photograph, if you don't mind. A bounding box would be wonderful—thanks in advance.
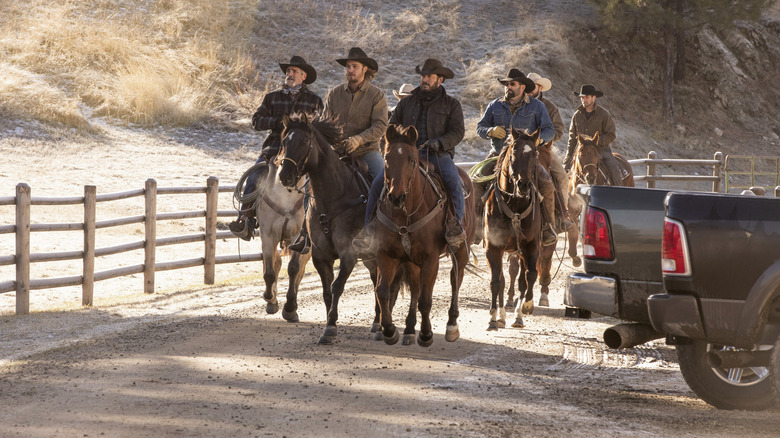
[592,131,600,144]
[300,113,309,124]
[386,124,400,143]
[406,126,418,144]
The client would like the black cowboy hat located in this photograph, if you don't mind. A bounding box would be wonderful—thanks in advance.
[497,69,535,91]
[279,56,317,84]
[415,58,454,79]
[336,47,379,72]
[573,84,604,97]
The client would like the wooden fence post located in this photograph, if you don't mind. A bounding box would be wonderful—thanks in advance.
[15,183,31,315]
[83,185,96,306]
[775,186,780,198]
[204,176,218,284]
[144,179,157,294]
[712,152,723,193]
[646,151,657,188]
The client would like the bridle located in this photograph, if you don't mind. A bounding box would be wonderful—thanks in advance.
[493,141,539,246]
[572,144,606,185]
[277,127,314,185]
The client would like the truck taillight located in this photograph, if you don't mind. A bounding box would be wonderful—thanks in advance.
[583,207,612,260]
[662,218,690,276]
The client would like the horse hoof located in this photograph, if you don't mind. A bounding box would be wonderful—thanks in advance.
[487,321,499,331]
[265,301,279,315]
[402,333,416,345]
[539,293,549,307]
[572,256,582,267]
[370,322,381,333]
[445,325,460,342]
[318,326,337,344]
[496,319,506,329]
[504,303,514,312]
[318,335,335,345]
[417,333,433,347]
[383,328,399,345]
[521,300,534,315]
[512,317,524,328]
[373,331,384,341]
[282,309,299,323]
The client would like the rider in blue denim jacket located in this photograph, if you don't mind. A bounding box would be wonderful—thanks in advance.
[475,69,559,246]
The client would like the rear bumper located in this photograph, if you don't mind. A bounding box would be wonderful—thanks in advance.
[565,273,618,317]
[647,293,706,339]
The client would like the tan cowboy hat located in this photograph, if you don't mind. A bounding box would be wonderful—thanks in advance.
[336,47,379,71]
[574,84,604,97]
[527,72,552,92]
[497,69,535,91]
[415,59,455,79]
[279,56,317,84]
[393,83,414,99]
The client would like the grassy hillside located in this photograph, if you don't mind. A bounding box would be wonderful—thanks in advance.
[1,0,778,161]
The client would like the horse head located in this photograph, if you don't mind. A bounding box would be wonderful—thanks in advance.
[501,128,539,199]
[383,124,419,210]
[277,113,315,188]
[575,133,601,185]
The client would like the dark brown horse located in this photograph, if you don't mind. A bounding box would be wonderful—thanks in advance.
[374,125,476,346]
[484,129,542,330]
[276,113,388,344]
[565,133,634,265]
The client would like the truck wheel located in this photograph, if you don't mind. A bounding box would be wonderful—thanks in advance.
[677,340,774,410]
[771,335,780,408]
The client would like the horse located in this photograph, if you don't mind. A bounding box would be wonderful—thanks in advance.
[252,161,311,321]
[276,113,397,344]
[483,128,543,330]
[565,132,635,265]
[374,124,476,346]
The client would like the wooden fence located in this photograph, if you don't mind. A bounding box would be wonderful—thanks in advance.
[628,151,724,192]
[1,177,261,315]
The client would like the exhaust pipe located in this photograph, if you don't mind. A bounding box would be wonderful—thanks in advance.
[603,323,664,349]
[707,349,771,368]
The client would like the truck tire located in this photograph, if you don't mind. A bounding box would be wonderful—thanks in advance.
[771,335,780,408]
[677,340,774,410]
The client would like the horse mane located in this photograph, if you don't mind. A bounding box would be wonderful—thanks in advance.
[286,112,343,147]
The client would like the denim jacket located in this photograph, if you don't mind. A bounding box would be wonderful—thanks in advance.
[476,94,554,154]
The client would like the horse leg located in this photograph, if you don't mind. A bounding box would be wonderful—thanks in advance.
[261,236,281,315]
[486,245,506,331]
[567,205,581,267]
[445,243,469,342]
[506,254,519,311]
[320,254,357,345]
[376,254,400,345]
[312,255,335,343]
[517,243,539,321]
[402,264,421,346]
[417,257,439,347]
[537,244,553,307]
[282,250,310,322]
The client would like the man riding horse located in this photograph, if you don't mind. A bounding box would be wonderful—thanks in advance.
[476,69,560,246]
[229,56,323,240]
[354,58,467,257]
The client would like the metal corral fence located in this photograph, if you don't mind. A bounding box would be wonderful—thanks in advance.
[723,155,780,193]
[628,151,724,192]
[1,177,259,315]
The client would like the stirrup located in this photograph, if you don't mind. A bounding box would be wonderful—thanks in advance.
[542,225,557,247]
[288,231,310,254]
[229,217,256,241]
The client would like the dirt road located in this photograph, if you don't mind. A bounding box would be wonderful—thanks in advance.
[2,245,779,438]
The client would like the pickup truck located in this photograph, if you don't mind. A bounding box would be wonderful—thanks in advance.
[564,185,780,410]
[648,191,780,410]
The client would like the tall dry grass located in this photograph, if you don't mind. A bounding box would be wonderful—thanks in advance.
[0,0,578,135]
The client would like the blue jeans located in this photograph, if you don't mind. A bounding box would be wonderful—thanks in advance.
[361,149,384,181]
[365,149,464,225]
[243,156,265,198]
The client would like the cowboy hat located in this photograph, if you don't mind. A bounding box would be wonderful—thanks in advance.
[279,56,317,84]
[527,72,552,92]
[573,84,604,97]
[497,69,535,91]
[336,47,379,72]
[393,83,414,99]
[415,59,454,79]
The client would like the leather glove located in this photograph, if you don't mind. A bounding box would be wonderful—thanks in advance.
[344,136,362,153]
[423,139,441,152]
[487,126,507,139]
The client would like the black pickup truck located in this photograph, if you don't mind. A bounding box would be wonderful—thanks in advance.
[565,185,780,410]
[648,192,780,410]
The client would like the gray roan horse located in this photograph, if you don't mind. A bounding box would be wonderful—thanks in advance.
[276,113,402,344]
[251,160,310,321]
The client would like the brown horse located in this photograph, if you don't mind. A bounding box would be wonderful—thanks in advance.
[565,133,634,265]
[484,129,542,330]
[374,125,476,346]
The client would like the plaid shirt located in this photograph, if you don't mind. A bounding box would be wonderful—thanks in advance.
[251,86,323,157]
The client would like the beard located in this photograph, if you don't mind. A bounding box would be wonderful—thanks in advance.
[505,89,516,100]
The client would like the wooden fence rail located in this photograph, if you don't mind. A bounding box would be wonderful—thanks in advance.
[1,177,262,315]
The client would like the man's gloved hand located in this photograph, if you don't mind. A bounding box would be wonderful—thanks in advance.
[487,126,507,139]
[423,139,441,151]
[344,136,362,153]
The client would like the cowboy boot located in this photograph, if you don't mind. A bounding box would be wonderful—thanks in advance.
[288,226,311,254]
[352,220,377,259]
[445,217,467,250]
[228,204,257,242]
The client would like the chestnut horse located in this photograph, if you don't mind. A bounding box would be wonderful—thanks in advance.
[565,133,634,264]
[277,113,400,344]
[374,125,476,346]
[484,129,542,330]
